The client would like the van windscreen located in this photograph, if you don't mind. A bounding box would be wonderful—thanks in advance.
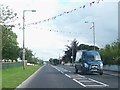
[83,51,101,60]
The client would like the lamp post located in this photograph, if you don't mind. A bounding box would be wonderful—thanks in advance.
[23,10,36,70]
[85,21,95,51]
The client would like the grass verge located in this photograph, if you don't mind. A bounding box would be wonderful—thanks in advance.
[2,65,40,88]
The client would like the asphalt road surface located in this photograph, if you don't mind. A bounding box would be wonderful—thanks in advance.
[17,64,119,89]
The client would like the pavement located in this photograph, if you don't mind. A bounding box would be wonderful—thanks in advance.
[103,69,120,77]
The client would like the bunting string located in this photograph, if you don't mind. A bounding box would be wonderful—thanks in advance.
[24,0,103,26]
[13,0,103,36]
[13,0,103,28]
[4,0,103,29]
[33,27,89,36]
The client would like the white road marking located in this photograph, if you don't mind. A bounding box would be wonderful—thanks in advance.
[51,65,109,88]
[85,85,107,87]
[60,71,64,74]
[73,79,86,87]
[88,78,109,87]
[16,65,45,88]
[65,74,71,78]
[77,74,85,78]
[79,80,93,82]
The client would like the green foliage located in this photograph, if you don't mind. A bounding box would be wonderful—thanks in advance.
[62,39,99,63]
[99,41,119,65]
[2,26,19,60]
[1,5,40,64]
[62,39,78,63]
[77,44,99,51]
[62,39,119,65]
[1,4,19,60]
[49,58,59,65]
[19,48,38,64]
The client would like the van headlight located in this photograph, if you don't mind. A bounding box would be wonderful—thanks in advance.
[100,63,103,68]
[84,63,88,68]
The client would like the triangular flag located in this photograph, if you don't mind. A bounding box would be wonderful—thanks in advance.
[74,8,76,11]
[83,5,85,8]
[92,1,95,3]
[67,11,69,13]
[97,0,100,3]
[90,3,92,6]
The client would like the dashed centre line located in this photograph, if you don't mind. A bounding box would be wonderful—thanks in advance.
[51,65,109,88]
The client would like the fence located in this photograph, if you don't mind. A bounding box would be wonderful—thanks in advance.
[2,62,23,69]
[103,65,120,72]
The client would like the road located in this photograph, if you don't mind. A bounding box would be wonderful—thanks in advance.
[17,64,119,89]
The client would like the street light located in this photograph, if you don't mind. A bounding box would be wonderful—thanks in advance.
[23,10,36,70]
[85,21,95,51]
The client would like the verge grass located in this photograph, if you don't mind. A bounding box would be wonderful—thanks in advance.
[2,65,40,88]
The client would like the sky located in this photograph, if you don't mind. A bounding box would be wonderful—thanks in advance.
[0,0,119,61]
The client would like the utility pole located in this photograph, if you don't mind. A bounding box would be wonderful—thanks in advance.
[22,10,36,70]
[92,22,95,51]
[85,21,96,50]
[72,46,74,66]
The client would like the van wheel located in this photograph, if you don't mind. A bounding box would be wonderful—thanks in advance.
[75,69,78,73]
[99,72,103,75]
[81,71,85,74]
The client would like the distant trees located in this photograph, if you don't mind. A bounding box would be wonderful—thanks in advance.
[49,58,59,65]
[61,39,99,63]
[77,44,99,51]
[61,39,119,65]
[61,39,78,63]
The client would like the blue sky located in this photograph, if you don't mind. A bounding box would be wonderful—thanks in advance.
[0,0,119,61]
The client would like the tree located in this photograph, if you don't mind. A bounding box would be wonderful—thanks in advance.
[1,4,19,61]
[62,39,78,63]
[77,44,99,51]
[71,39,78,63]
[2,26,19,60]
[0,4,17,26]
[62,39,100,63]
[99,40,120,65]
[19,48,35,63]
[49,58,59,65]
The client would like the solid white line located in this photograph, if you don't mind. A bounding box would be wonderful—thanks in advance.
[77,74,85,78]
[80,80,92,82]
[73,79,86,87]
[60,71,64,74]
[65,74,71,78]
[85,85,106,87]
[16,65,45,88]
[88,78,109,87]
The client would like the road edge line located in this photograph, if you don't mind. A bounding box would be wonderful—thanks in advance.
[15,65,45,89]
